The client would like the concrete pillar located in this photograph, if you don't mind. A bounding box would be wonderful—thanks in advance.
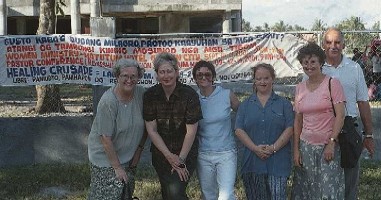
[222,11,232,33]
[16,18,26,34]
[90,0,100,17]
[90,17,115,115]
[232,10,242,32]
[90,0,104,116]
[159,13,189,33]
[71,0,81,34]
[0,0,6,35]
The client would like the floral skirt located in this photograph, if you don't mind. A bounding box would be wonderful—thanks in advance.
[88,163,135,200]
[291,140,344,200]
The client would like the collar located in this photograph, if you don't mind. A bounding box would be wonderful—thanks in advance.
[249,91,278,102]
[152,82,183,99]
[324,56,351,69]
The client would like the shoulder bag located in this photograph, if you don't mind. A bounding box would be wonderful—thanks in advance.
[328,77,363,168]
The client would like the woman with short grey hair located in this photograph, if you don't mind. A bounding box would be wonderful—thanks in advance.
[88,58,147,199]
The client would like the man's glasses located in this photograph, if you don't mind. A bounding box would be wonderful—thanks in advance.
[196,72,213,80]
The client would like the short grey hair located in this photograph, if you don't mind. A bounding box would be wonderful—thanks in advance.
[153,52,179,72]
[112,58,144,78]
[324,27,345,44]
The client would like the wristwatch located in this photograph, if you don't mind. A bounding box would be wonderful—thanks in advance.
[362,131,374,139]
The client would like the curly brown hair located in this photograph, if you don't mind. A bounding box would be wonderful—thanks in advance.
[297,42,326,66]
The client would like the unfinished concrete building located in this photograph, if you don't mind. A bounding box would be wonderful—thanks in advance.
[3,0,242,35]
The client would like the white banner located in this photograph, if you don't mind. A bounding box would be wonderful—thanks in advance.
[0,33,307,86]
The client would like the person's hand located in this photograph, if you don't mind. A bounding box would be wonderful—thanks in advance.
[253,144,272,160]
[171,165,190,182]
[165,152,183,169]
[293,150,302,167]
[363,138,375,158]
[323,142,335,162]
[263,144,275,155]
[114,167,128,183]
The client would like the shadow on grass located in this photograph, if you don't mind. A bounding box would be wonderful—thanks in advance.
[1,160,380,199]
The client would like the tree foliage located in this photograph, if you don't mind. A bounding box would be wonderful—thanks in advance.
[311,19,327,31]
[336,16,375,54]
[242,18,254,32]
[372,22,380,31]
[271,20,292,32]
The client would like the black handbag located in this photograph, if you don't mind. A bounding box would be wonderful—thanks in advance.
[329,78,363,168]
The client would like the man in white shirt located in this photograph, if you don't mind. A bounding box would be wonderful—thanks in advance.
[322,27,375,200]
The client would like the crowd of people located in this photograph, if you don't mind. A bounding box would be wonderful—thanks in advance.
[87,27,376,200]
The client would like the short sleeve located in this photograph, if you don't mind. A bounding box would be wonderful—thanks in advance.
[185,89,203,124]
[143,89,156,121]
[235,100,247,130]
[294,83,301,113]
[283,99,295,128]
[355,64,369,101]
[94,94,117,136]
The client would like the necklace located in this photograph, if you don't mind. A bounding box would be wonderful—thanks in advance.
[114,86,134,106]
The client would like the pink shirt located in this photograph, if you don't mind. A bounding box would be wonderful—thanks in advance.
[294,76,346,145]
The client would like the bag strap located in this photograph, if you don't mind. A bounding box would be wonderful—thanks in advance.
[328,77,336,117]
[328,77,348,117]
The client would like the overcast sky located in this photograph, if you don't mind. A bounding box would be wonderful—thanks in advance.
[242,0,381,29]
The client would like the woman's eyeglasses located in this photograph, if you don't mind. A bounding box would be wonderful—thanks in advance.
[119,74,138,82]
[196,72,213,80]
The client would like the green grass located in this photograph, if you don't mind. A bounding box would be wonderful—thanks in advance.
[1,160,380,200]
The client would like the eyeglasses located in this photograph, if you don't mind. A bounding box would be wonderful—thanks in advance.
[119,74,138,81]
[196,72,213,80]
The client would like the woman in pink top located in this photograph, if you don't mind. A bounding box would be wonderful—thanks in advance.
[291,42,346,200]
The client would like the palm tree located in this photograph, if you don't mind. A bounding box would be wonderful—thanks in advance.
[253,26,263,32]
[372,21,380,31]
[336,16,371,54]
[242,18,254,32]
[338,16,365,31]
[263,23,270,32]
[35,0,66,114]
[311,19,326,31]
[271,20,291,32]
[293,25,306,31]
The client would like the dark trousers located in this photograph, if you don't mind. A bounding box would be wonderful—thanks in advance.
[152,155,197,200]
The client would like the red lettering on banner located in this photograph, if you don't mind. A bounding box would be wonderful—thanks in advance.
[204,47,222,53]
[176,54,201,62]
[6,60,34,67]
[7,45,36,52]
[179,61,196,68]
[181,48,198,53]
[124,54,147,62]
[204,52,224,60]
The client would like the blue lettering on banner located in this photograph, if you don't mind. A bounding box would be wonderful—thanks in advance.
[174,39,218,47]
[35,35,65,44]
[102,71,113,78]
[69,36,101,46]
[143,73,152,79]
[103,39,173,48]
[7,67,47,78]
[4,37,32,45]
[49,65,93,75]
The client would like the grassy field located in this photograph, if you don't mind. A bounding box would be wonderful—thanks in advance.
[1,85,380,199]
[0,160,380,200]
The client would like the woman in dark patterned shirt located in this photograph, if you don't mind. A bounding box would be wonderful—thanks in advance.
[143,52,202,200]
